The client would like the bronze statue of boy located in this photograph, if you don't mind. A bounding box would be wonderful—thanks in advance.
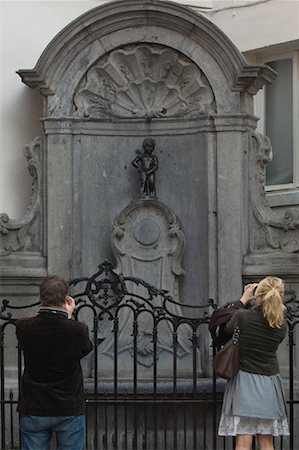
[132,138,159,198]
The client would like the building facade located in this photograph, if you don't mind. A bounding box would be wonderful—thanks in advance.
[0,0,298,447]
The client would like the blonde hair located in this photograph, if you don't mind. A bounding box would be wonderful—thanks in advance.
[254,276,286,328]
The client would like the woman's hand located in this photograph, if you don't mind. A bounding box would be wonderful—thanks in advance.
[240,283,259,305]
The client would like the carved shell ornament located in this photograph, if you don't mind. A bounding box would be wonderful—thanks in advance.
[73,44,216,120]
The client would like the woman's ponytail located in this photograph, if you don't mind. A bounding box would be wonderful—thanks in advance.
[254,276,286,328]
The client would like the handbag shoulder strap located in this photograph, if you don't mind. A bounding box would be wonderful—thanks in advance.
[225,308,244,336]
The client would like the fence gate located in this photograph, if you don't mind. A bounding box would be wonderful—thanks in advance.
[1,261,299,450]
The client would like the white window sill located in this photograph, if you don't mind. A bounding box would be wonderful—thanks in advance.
[266,186,299,207]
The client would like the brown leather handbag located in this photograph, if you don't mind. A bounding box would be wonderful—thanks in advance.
[213,324,240,379]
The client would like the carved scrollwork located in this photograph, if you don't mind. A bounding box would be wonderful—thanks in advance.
[0,137,42,256]
[73,44,216,120]
[111,199,186,278]
[250,132,299,253]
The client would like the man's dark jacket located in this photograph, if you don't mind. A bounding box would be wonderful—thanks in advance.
[16,309,93,416]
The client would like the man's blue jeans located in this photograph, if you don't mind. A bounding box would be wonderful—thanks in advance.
[19,415,85,450]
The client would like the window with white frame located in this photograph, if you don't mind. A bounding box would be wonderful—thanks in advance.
[254,50,299,201]
[266,58,293,186]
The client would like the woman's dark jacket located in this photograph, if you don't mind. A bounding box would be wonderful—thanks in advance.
[225,307,287,376]
[209,300,245,349]
[16,309,93,416]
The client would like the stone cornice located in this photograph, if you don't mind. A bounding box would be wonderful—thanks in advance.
[234,64,276,95]
[0,254,47,278]
[243,252,299,277]
[42,114,258,135]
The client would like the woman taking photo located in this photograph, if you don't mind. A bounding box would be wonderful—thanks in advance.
[218,276,289,450]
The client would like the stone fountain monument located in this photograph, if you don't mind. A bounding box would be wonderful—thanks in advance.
[95,137,200,378]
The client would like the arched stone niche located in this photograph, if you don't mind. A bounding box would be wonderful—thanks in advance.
[17,0,275,305]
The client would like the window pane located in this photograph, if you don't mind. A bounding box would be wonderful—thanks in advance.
[266,59,293,185]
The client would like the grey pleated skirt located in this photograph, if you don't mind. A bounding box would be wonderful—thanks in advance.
[218,370,289,436]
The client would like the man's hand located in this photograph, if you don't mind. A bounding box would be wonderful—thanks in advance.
[64,295,76,318]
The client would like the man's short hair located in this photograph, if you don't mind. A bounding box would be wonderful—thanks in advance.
[40,276,68,307]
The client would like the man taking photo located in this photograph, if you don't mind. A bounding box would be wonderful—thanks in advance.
[16,275,93,450]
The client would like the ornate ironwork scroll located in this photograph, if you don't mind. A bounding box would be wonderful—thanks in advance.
[68,261,215,374]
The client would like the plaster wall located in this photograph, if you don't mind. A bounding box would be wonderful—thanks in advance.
[208,0,299,52]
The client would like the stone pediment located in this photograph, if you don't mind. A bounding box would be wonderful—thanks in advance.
[73,44,216,120]
[17,1,276,116]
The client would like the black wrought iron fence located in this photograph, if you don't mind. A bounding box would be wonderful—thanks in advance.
[1,261,298,450]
